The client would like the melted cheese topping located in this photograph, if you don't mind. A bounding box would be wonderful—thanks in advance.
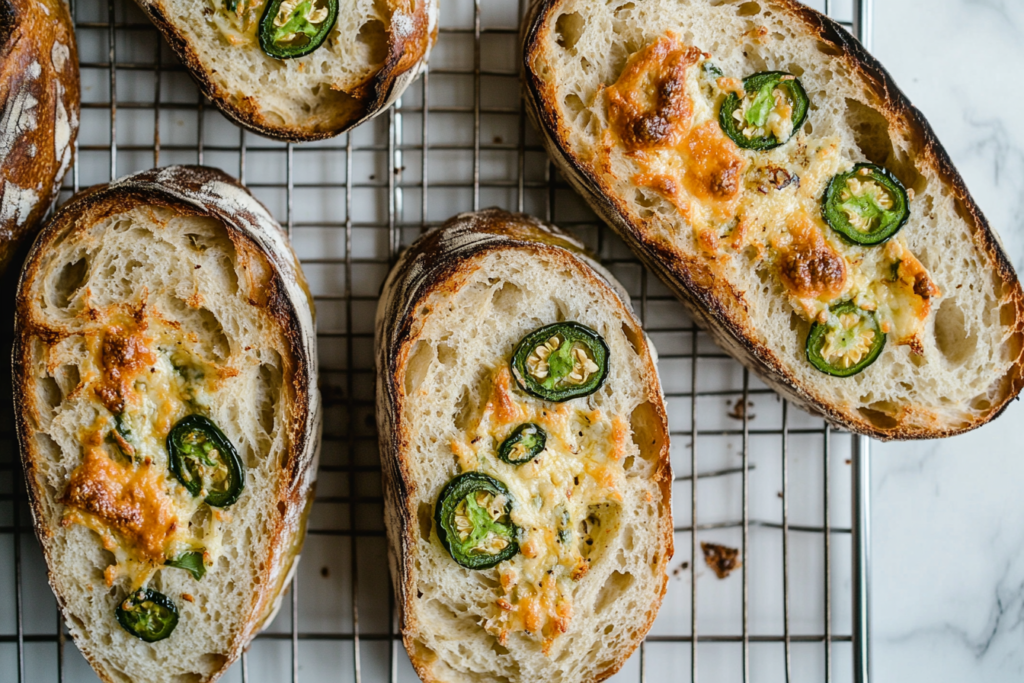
[450,367,629,654]
[602,32,940,350]
[206,0,267,48]
[60,315,228,589]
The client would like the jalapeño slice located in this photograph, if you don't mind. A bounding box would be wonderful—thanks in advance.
[109,413,136,461]
[259,0,338,60]
[719,71,809,151]
[511,322,609,402]
[116,588,179,642]
[435,472,519,570]
[823,163,910,245]
[498,423,546,465]
[168,415,245,508]
[165,551,206,581]
[806,302,886,377]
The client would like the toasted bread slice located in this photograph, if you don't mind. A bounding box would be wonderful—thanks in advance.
[13,165,320,683]
[133,0,437,141]
[0,0,79,270]
[523,0,1024,438]
[375,209,672,683]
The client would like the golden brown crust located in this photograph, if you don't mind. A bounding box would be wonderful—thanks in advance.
[522,0,1024,440]
[12,165,320,683]
[0,0,79,271]
[135,0,436,142]
[375,208,673,683]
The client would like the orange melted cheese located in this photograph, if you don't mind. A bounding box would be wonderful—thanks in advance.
[600,31,940,351]
[93,324,157,415]
[58,310,231,589]
[775,211,849,313]
[450,367,628,654]
[61,444,186,566]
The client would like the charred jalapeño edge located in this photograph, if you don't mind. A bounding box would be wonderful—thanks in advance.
[511,322,609,402]
[823,163,910,245]
[258,0,338,60]
[435,472,520,570]
[498,423,546,465]
[806,301,886,377]
[115,588,179,642]
[719,71,809,151]
[168,414,245,508]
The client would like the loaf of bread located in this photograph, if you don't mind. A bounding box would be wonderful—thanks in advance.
[523,0,1024,438]
[14,165,320,683]
[0,0,79,271]
[375,209,672,682]
[133,0,437,141]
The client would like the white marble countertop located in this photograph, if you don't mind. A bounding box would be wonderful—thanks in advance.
[873,1,1024,680]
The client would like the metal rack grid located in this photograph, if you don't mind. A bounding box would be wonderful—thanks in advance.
[0,0,874,681]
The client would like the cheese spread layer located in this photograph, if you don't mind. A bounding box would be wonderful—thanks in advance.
[58,308,232,590]
[449,367,630,654]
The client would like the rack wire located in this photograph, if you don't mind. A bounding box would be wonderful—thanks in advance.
[0,0,872,681]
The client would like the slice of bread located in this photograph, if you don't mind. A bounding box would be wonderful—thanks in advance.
[133,0,437,141]
[0,0,79,270]
[375,209,672,683]
[13,165,320,683]
[523,0,1024,439]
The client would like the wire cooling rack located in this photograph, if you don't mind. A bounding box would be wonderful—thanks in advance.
[0,0,875,681]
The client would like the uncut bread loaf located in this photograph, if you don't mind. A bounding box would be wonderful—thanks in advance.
[523,0,1024,439]
[376,208,672,683]
[0,0,79,271]
[14,165,320,683]
[133,0,437,141]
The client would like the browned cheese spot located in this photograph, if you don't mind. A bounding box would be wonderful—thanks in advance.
[683,120,748,208]
[93,325,157,414]
[61,447,181,564]
[606,33,704,153]
[777,214,847,300]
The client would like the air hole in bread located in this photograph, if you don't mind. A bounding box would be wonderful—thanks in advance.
[491,281,523,314]
[55,364,81,397]
[629,401,665,466]
[596,571,634,612]
[256,361,281,435]
[37,376,61,411]
[970,395,992,412]
[53,257,88,309]
[579,503,620,562]
[34,432,62,468]
[844,98,894,167]
[437,342,457,367]
[953,197,973,226]
[357,20,388,65]
[453,385,480,431]
[857,406,898,430]
[613,2,635,17]
[817,40,843,57]
[620,322,641,356]
[934,298,976,365]
[418,502,433,542]
[555,12,585,52]
[736,1,761,16]
[404,340,433,397]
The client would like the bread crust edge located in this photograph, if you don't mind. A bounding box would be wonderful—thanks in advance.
[0,0,80,271]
